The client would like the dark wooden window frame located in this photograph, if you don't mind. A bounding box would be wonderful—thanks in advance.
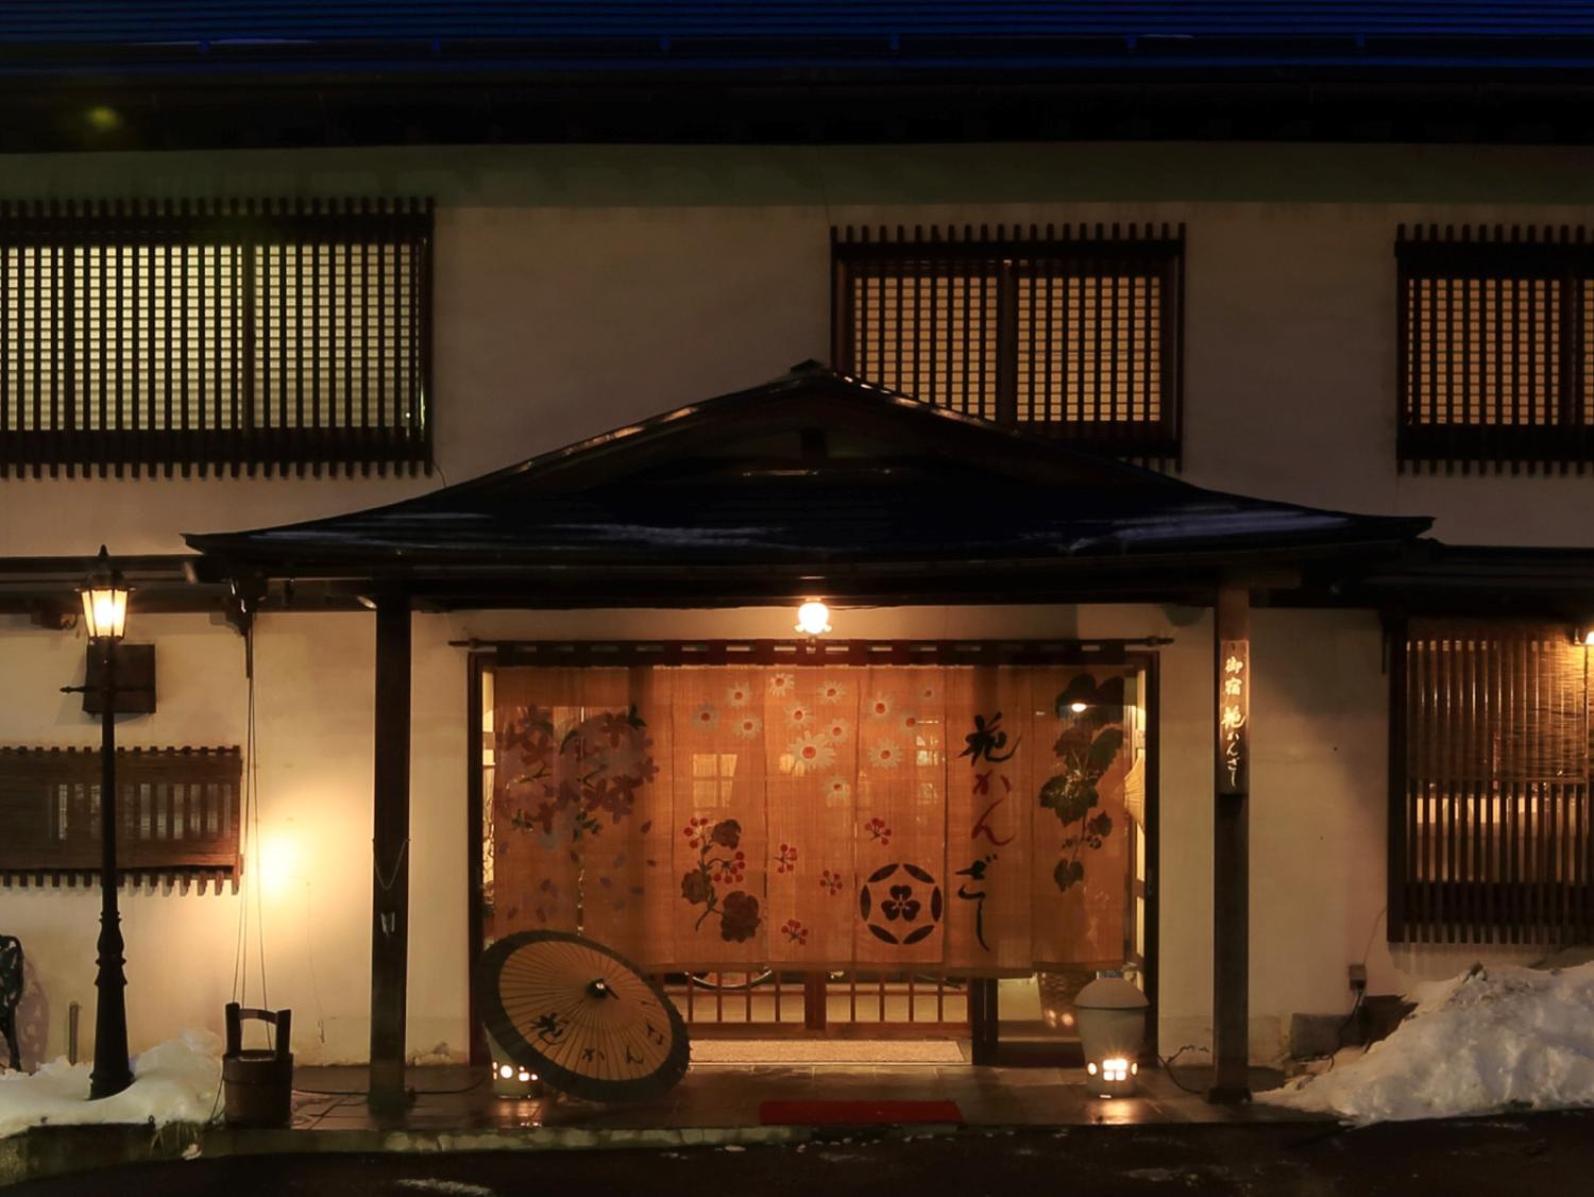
[465,639,1160,1067]
[831,224,1185,468]
[1396,224,1594,473]
[1387,618,1594,946]
[0,745,243,893]
[0,197,434,480]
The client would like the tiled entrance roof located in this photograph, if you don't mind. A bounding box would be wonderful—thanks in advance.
[184,363,1430,609]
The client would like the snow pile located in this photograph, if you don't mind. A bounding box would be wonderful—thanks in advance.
[1259,961,1594,1124]
[0,1030,221,1139]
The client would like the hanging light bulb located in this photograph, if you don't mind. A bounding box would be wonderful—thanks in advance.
[795,600,832,637]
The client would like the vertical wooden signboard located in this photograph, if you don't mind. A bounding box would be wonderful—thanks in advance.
[1210,585,1251,1103]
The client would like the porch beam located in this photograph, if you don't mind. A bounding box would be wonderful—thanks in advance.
[1209,582,1251,1103]
[369,594,413,1111]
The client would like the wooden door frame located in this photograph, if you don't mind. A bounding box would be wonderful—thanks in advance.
[466,641,1160,1066]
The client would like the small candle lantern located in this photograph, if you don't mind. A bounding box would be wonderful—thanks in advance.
[485,1027,542,1098]
[1075,972,1149,1098]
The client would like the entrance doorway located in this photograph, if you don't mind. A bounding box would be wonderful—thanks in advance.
[467,641,1157,1065]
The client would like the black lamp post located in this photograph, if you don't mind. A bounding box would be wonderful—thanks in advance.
[79,546,132,1100]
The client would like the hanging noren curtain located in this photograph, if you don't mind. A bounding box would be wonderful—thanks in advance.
[486,665,1137,976]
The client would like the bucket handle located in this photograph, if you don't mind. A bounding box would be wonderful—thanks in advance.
[224,1002,292,1061]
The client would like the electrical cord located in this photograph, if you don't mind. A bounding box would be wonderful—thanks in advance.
[1320,987,1367,1074]
[1155,1043,1210,1094]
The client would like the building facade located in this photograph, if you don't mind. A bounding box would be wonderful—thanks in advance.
[2,6,1593,1093]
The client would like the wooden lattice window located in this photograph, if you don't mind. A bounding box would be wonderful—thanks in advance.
[831,224,1184,465]
[0,198,433,479]
[0,747,242,892]
[1390,621,1593,945]
[1397,225,1594,471]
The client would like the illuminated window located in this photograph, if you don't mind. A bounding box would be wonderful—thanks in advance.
[832,224,1183,465]
[0,198,433,478]
[1397,225,1594,470]
[1392,620,1592,944]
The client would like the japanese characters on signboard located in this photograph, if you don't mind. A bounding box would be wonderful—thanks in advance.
[1217,641,1249,795]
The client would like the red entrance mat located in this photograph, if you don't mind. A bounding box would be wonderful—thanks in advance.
[758,1099,964,1126]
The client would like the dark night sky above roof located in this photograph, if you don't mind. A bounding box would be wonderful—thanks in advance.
[184,366,1431,597]
[7,3,1594,149]
[7,2,1594,68]
[9,3,1594,46]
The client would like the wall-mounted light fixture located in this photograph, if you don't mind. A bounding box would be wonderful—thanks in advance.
[795,600,832,637]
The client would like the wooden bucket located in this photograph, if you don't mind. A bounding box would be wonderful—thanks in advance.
[222,1003,293,1128]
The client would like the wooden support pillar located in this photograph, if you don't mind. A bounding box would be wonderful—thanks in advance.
[968,978,999,1066]
[369,595,412,1111]
[1209,583,1251,1103]
[802,973,827,1031]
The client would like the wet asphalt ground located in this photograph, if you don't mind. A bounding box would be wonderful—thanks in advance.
[10,1109,1594,1197]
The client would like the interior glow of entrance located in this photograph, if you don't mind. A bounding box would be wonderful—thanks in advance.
[481,663,1147,1019]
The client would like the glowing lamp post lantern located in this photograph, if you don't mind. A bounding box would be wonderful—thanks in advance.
[78,546,134,1100]
[1075,973,1149,1099]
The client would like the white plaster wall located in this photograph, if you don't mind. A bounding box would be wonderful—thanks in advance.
[0,611,387,1066]
[1243,608,1544,1063]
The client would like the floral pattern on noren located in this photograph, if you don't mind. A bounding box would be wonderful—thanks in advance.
[1038,674,1126,894]
[731,713,762,740]
[498,703,658,847]
[532,877,560,925]
[768,673,795,698]
[776,842,799,874]
[868,741,902,770]
[592,847,646,914]
[818,679,847,704]
[780,918,809,946]
[726,681,753,708]
[787,734,835,776]
[864,817,893,847]
[690,703,718,731]
[820,869,845,896]
[681,815,714,850]
[824,777,851,803]
[866,695,892,720]
[821,717,850,742]
[679,817,762,942]
[786,702,815,729]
